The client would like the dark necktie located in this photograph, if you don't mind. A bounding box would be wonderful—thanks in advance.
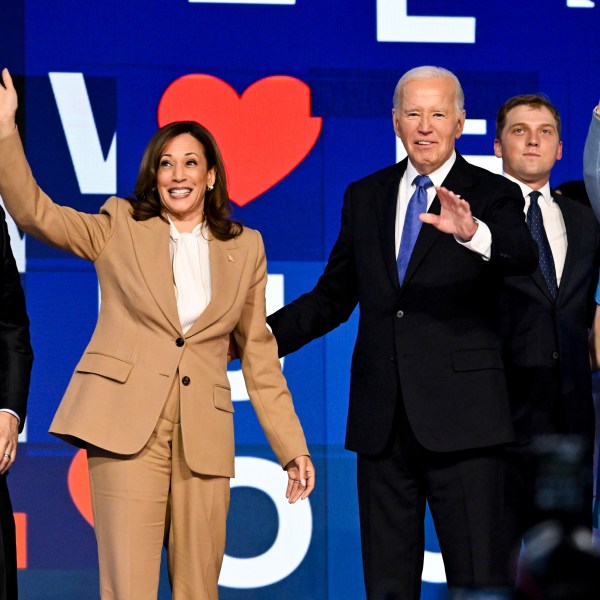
[527,191,558,300]
[397,175,433,285]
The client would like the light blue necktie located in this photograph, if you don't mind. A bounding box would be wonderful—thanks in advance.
[527,190,558,300]
[397,175,433,285]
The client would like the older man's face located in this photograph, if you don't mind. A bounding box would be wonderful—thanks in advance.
[392,77,465,175]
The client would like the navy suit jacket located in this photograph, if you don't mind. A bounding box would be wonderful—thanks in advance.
[269,153,538,455]
[499,193,600,441]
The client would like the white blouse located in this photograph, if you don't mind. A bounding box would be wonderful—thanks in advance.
[168,218,211,333]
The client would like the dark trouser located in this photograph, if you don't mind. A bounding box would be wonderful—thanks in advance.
[0,473,17,600]
[357,402,511,600]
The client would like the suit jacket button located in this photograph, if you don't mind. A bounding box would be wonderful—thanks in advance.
[552,351,559,360]
[176,337,185,347]
[182,376,191,386]
[396,310,404,318]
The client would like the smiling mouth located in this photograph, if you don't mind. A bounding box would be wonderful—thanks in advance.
[415,141,434,146]
[169,188,193,198]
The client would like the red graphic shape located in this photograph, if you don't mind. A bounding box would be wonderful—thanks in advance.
[14,512,27,569]
[68,448,94,527]
[157,75,322,206]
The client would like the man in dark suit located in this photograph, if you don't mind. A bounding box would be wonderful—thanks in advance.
[0,205,32,600]
[267,66,537,599]
[494,94,600,543]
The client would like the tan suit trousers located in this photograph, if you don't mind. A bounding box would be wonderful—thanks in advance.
[87,380,230,599]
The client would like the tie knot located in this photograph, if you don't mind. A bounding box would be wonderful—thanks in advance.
[413,175,433,190]
[529,190,542,205]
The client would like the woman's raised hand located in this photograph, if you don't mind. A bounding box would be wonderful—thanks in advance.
[0,68,18,139]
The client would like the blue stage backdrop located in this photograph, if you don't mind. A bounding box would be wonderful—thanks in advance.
[2,1,600,598]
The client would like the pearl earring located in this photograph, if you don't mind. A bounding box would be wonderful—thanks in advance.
[207,184,214,191]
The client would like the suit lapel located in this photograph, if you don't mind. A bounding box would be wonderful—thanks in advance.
[374,162,405,291]
[130,216,249,337]
[129,215,182,333]
[185,236,248,337]
[553,194,578,302]
[529,265,555,302]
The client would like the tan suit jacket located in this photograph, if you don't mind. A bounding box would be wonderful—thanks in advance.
[0,128,309,477]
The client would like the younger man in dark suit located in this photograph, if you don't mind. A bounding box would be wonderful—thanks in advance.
[494,95,600,545]
[0,206,32,600]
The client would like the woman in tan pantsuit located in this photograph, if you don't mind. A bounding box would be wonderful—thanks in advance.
[0,68,315,599]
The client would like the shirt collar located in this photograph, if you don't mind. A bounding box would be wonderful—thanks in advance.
[168,215,204,241]
[406,151,457,189]
[503,174,554,207]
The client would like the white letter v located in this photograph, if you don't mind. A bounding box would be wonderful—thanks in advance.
[49,72,116,195]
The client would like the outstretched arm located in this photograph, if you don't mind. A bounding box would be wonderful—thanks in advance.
[0,68,118,261]
[267,183,359,357]
[584,101,600,223]
[422,174,536,275]
[234,231,312,477]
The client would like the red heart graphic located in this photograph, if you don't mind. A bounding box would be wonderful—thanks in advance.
[68,448,94,527]
[157,75,322,206]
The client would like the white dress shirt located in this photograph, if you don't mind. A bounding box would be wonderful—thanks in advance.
[504,175,567,285]
[169,218,212,333]
[395,152,492,259]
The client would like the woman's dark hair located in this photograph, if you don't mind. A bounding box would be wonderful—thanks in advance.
[130,121,242,240]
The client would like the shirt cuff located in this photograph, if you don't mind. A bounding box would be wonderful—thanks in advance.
[454,218,492,260]
[0,408,20,423]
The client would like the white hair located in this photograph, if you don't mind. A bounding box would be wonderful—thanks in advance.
[393,66,464,113]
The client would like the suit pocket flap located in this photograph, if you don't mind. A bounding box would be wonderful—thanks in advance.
[75,352,134,383]
[214,385,234,413]
[452,348,503,372]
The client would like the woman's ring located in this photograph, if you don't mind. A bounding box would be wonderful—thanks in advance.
[3,454,10,459]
